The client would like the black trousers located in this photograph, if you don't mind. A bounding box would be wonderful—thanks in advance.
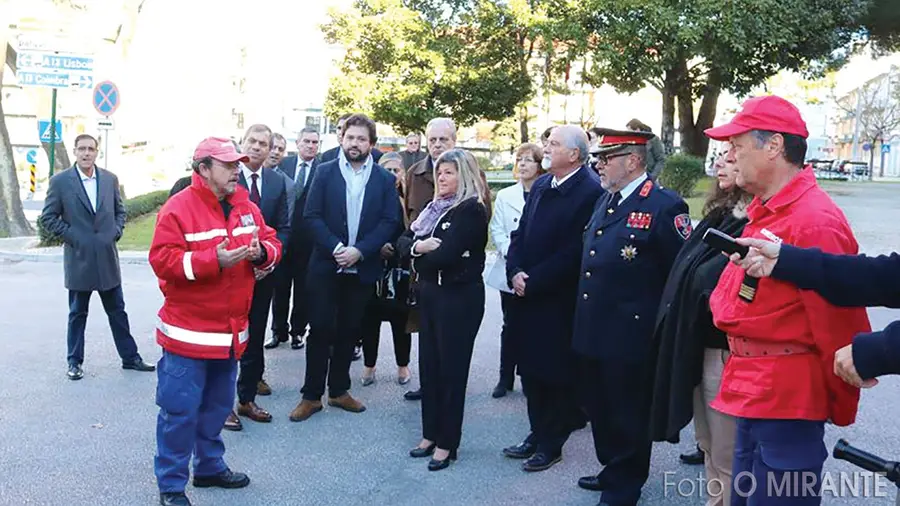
[67,286,141,366]
[419,280,485,451]
[361,292,411,368]
[301,274,371,400]
[578,356,653,506]
[237,276,276,404]
[521,375,583,456]
[271,246,311,338]
[498,291,517,383]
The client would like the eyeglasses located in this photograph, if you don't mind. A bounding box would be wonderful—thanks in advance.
[593,152,632,166]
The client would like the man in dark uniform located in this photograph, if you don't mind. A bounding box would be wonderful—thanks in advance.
[572,128,690,506]
[502,125,605,472]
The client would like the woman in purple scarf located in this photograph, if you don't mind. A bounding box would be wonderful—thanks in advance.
[398,148,490,471]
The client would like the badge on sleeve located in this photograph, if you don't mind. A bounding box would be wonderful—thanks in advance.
[639,180,653,197]
[673,213,692,240]
[240,214,256,227]
[627,212,652,230]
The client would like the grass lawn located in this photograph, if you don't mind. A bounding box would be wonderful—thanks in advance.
[686,177,714,220]
[118,212,157,251]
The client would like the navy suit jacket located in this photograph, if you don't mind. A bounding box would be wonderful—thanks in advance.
[278,155,320,249]
[320,146,383,165]
[506,168,606,383]
[572,178,690,362]
[773,246,900,380]
[238,166,291,249]
[303,158,401,284]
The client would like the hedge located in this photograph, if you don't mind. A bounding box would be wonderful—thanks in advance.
[38,189,169,246]
[658,154,706,198]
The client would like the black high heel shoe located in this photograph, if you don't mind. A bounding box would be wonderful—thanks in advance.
[428,448,457,471]
[409,443,436,458]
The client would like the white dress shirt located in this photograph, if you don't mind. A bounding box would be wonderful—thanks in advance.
[77,165,98,212]
[551,166,581,188]
[618,173,649,202]
[241,164,263,200]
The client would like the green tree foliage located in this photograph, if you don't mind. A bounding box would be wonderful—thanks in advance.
[859,0,900,55]
[322,0,545,136]
[554,0,869,157]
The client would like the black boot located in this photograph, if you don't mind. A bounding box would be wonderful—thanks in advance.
[679,443,705,465]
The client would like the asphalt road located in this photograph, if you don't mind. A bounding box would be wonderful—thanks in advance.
[1,181,899,505]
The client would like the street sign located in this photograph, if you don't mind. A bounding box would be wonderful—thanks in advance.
[16,33,88,54]
[863,143,872,152]
[38,120,63,143]
[16,49,94,90]
[97,118,115,130]
[26,149,38,164]
[18,70,93,90]
[883,144,891,154]
[93,81,120,116]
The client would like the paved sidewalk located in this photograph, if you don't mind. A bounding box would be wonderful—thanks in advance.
[0,236,150,264]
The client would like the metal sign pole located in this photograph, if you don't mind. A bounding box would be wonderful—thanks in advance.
[49,88,57,177]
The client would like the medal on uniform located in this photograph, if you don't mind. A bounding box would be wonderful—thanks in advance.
[240,214,256,227]
[626,212,652,230]
[620,245,638,261]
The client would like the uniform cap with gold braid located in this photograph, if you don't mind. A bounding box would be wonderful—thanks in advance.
[589,128,656,157]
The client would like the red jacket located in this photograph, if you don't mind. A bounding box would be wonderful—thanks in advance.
[149,173,281,360]
[709,167,870,426]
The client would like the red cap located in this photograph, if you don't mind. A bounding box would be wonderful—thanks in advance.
[704,95,809,141]
[192,137,249,163]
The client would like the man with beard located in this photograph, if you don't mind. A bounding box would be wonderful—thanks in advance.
[289,113,401,421]
[572,128,690,506]
[223,124,291,431]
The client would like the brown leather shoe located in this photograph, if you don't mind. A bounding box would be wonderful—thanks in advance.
[289,399,323,422]
[237,402,272,423]
[328,393,366,413]
[257,379,272,396]
[223,411,243,431]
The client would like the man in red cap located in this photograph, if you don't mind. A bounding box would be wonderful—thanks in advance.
[149,137,282,506]
[705,96,871,505]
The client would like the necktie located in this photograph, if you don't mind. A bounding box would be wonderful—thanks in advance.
[250,173,261,205]
[297,162,308,188]
[606,191,621,214]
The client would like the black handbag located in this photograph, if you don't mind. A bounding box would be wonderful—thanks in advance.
[376,266,411,306]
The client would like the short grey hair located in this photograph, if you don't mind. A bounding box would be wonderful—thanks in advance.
[298,127,319,138]
[426,117,457,140]
[556,125,589,165]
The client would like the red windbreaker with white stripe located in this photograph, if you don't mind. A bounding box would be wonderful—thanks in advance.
[149,173,281,360]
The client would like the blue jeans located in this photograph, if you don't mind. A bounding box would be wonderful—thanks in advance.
[731,418,827,506]
[67,286,141,366]
[154,350,238,493]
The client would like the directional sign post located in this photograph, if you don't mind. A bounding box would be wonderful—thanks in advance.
[16,36,95,177]
[883,144,891,154]
[93,81,120,169]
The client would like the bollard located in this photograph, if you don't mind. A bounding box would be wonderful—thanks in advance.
[29,164,36,193]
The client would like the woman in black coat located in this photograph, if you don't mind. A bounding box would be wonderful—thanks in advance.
[648,144,751,506]
[398,148,489,471]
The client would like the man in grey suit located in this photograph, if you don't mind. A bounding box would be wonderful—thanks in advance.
[39,134,156,380]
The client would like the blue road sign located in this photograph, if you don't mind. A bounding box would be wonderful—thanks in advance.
[16,51,93,72]
[93,81,120,116]
[38,120,63,143]
[26,149,37,164]
[883,144,891,154]
[18,71,93,89]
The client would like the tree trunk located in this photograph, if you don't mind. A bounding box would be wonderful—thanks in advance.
[0,39,35,238]
[660,71,677,154]
[42,140,71,173]
[869,144,876,180]
[680,81,721,157]
[519,105,529,143]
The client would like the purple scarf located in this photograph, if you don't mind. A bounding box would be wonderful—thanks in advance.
[411,196,456,237]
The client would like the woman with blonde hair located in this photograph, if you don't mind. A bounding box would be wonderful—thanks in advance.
[399,148,489,471]
[485,143,545,398]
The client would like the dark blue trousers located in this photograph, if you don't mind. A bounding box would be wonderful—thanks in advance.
[731,418,827,506]
[67,286,141,366]
[154,350,238,493]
